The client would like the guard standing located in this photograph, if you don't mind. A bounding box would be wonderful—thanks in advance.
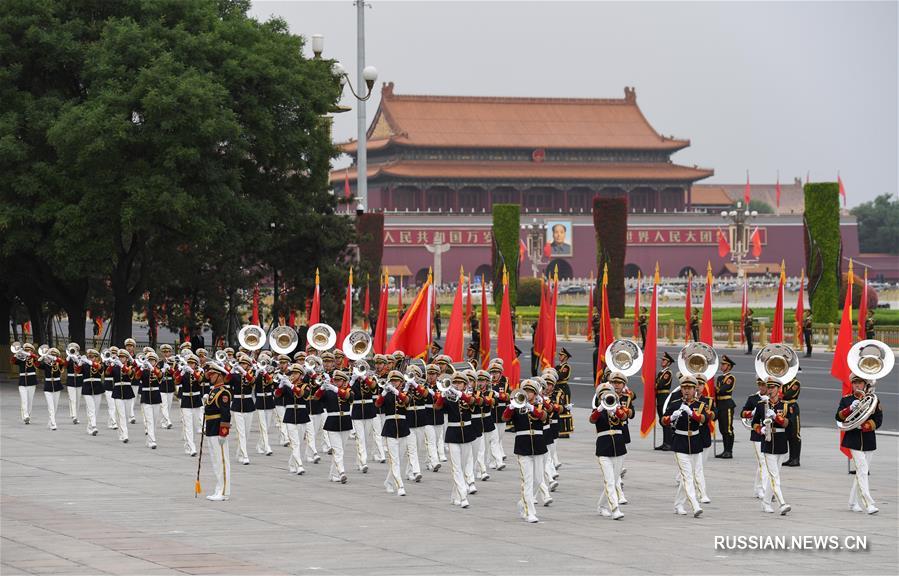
[555,348,574,438]
[714,355,736,459]
[743,309,754,355]
[638,307,648,349]
[654,352,674,450]
[802,310,813,357]
[202,362,232,501]
[864,310,875,340]
[782,376,801,466]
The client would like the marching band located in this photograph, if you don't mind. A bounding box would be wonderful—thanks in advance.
[7,325,892,521]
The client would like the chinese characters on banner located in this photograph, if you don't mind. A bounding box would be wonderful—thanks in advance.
[626,228,767,246]
[384,229,493,246]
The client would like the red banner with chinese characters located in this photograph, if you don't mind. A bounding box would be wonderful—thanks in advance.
[384,229,493,246]
[627,228,767,246]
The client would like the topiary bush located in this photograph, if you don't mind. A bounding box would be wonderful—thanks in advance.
[593,196,627,317]
[517,277,542,307]
[356,212,384,315]
[803,183,841,323]
[492,204,520,311]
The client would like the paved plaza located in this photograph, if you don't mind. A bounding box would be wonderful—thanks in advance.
[1,384,896,575]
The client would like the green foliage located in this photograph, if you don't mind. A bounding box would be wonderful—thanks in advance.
[851,194,899,255]
[593,196,627,316]
[491,204,520,311]
[730,199,774,214]
[803,183,841,323]
[517,277,542,307]
[355,213,384,316]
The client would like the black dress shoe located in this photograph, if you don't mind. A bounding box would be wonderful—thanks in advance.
[719,451,733,459]
[783,460,800,467]
[654,445,666,450]
[660,444,671,451]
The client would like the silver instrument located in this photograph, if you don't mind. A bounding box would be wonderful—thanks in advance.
[342,329,372,361]
[604,340,644,377]
[592,382,619,411]
[677,342,719,382]
[10,342,29,361]
[436,377,460,401]
[238,325,267,351]
[214,350,228,363]
[836,339,893,431]
[510,388,529,413]
[754,343,799,385]
[307,323,337,352]
[269,326,299,355]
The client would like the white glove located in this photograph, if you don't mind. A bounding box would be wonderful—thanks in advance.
[565,403,574,411]
[758,395,769,402]
[526,403,535,414]
[765,408,776,419]
[604,404,617,414]
[681,404,693,416]
[387,384,399,395]
[380,388,389,397]
[671,408,684,421]
[760,425,769,437]
[181,365,193,376]
[201,394,209,404]
[850,399,860,410]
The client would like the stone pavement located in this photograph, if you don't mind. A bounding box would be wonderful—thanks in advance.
[1,385,896,576]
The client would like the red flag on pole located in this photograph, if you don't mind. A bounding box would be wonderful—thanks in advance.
[740,275,748,344]
[775,174,782,208]
[308,269,321,326]
[838,173,846,207]
[831,260,854,458]
[344,168,352,199]
[533,278,546,367]
[337,268,353,350]
[465,276,473,332]
[543,266,559,369]
[639,263,660,436]
[771,261,786,343]
[496,267,520,389]
[717,229,730,258]
[252,285,260,325]
[796,268,805,347]
[858,268,868,340]
[596,264,613,383]
[750,228,762,258]
[480,275,490,365]
[684,272,692,342]
[374,272,389,354]
[700,262,714,346]
[363,276,371,331]
[396,276,403,321]
[444,267,466,361]
[744,171,751,206]
[587,270,596,341]
[23,321,31,335]
[387,272,432,359]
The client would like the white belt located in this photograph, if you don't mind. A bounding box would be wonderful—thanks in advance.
[143,387,159,392]
[289,404,307,409]
[596,430,622,437]
[353,399,373,405]
[259,392,273,397]
[470,413,483,419]
[22,372,36,376]
[424,403,434,409]
[385,414,406,420]
[85,378,100,383]
[182,391,200,396]
[408,406,425,411]
[46,378,60,382]
[234,394,252,399]
[675,430,699,436]
[772,429,786,434]
[447,421,465,427]
[516,430,543,436]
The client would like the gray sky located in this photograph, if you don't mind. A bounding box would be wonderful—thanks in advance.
[250,1,898,207]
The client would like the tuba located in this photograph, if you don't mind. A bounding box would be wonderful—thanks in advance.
[342,329,372,361]
[269,326,299,355]
[837,339,893,431]
[754,343,799,385]
[592,382,620,411]
[238,325,267,351]
[307,323,337,353]
[510,388,529,413]
[604,339,644,377]
[665,342,719,414]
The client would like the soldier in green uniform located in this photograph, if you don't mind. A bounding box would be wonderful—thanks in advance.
[555,348,573,438]
[714,355,736,459]
[864,310,875,340]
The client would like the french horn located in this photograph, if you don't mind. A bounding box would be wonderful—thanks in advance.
[307,323,337,352]
[754,343,799,385]
[604,339,644,377]
[837,339,893,431]
[342,329,372,361]
[238,325,266,351]
[269,326,299,355]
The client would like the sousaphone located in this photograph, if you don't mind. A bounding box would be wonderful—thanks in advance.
[664,342,720,414]
[238,325,266,351]
[307,323,337,352]
[269,326,299,355]
[837,339,893,431]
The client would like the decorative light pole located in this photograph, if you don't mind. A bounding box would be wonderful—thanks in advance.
[521,218,548,278]
[720,201,758,281]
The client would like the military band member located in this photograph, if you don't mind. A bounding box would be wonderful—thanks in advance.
[253,354,275,456]
[802,310,813,357]
[693,377,714,503]
[555,348,573,439]
[782,376,801,466]
[64,343,82,424]
[661,374,705,517]
[110,349,135,442]
[102,347,118,429]
[80,349,105,435]
[306,351,333,458]
[203,362,232,501]
[375,370,412,496]
[372,354,391,456]
[836,375,882,514]
[590,382,630,520]
[351,359,384,471]
[136,352,163,449]
[123,338,138,425]
[502,379,547,524]
[175,354,205,456]
[422,364,445,468]
[610,372,634,505]
[401,365,424,483]
[158,344,176,429]
[752,379,792,515]
[12,342,39,424]
[434,372,477,508]
[412,365,441,473]
[538,376,559,505]
[229,354,256,465]
[714,355,736,459]
[273,364,309,475]
[37,348,64,430]
[741,378,769,498]
[473,370,500,481]
[489,360,509,468]
[317,369,354,483]
[654,352,674,450]
[273,354,292,447]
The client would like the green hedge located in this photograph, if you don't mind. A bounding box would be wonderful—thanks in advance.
[593,196,627,317]
[356,212,384,315]
[492,204,520,311]
[803,183,841,323]
[518,277,542,307]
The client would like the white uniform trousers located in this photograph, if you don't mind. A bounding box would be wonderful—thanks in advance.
[693,449,709,501]
[550,440,561,468]
[181,407,203,454]
[141,404,160,447]
[286,423,305,473]
[83,393,102,433]
[495,423,506,460]
[436,422,448,461]
[751,441,768,497]
[104,390,117,427]
[305,413,330,459]
[232,411,253,463]
[597,456,622,514]
[160,392,174,428]
[472,434,488,477]
[613,454,626,502]
[114,399,129,441]
[516,454,542,520]
[19,385,35,422]
[405,428,422,479]
[674,452,702,512]
[128,386,137,420]
[486,428,504,468]
[274,405,289,446]
[418,424,440,470]
[44,390,60,428]
[352,417,385,468]
[762,453,787,508]
[206,435,231,498]
[377,413,387,451]
[327,430,350,480]
[447,442,471,503]
[463,439,476,487]
[383,436,406,493]
[849,450,875,509]
[255,409,273,454]
[66,386,81,420]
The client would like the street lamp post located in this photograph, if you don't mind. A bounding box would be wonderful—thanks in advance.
[521,218,548,278]
[720,201,758,281]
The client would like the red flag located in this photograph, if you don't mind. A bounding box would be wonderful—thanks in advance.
[717,229,730,258]
[363,277,371,331]
[480,275,491,364]
[308,269,321,326]
[252,285,260,325]
[465,276,473,332]
[518,239,526,264]
[444,268,466,361]
[587,270,596,341]
[396,277,403,321]
[288,309,296,328]
[639,264,660,436]
[775,174,782,208]
[542,267,559,369]
[337,268,353,349]
[857,268,868,341]
[740,276,748,344]
[387,273,432,359]
[831,261,854,458]
[543,242,551,259]
[838,173,846,207]
[750,228,762,258]
[631,271,640,340]
[684,272,692,342]
[533,278,546,366]
[744,171,751,206]
[496,268,520,389]
[23,321,31,335]
[596,264,613,382]
[373,273,389,354]
[796,269,805,346]
[344,168,352,199]
[771,261,786,343]
[700,262,714,346]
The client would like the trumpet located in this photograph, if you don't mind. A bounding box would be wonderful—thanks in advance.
[214,350,228,363]
[436,377,460,401]
[66,343,80,357]
[837,339,893,431]
[510,388,529,413]
[11,342,30,361]
[592,383,619,411]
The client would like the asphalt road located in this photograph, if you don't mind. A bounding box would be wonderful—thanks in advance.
[512,338,898,431]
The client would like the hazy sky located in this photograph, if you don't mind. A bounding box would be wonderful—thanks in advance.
[249,1,898,207]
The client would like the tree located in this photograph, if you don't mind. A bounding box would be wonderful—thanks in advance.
[593,196,627,317]
[851,194,899,255]
[803,183,841,323]
[492,205,520,311]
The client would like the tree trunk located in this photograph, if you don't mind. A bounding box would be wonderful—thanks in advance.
[22,296,46,344]
[147,291,158,348]
[0,288,10,347]
[65,306,87,348]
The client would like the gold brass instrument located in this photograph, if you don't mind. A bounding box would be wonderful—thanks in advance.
[604,340,644,377]
[269,326,299,355]
[592,382,619,411]
[238,325,267,351]
[837,339,893,431]
[307,323,337,352]
[510,388,529,413]
[342,329,372,361]
[754,343,799,385]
